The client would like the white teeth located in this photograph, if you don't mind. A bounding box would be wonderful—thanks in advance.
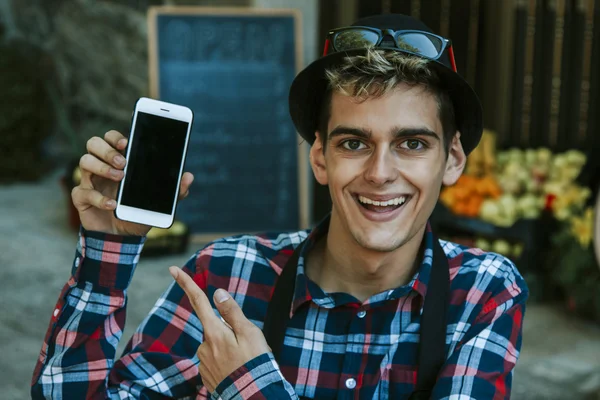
[358,195,407,206]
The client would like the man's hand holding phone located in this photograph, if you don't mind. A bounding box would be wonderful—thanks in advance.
[72,129,194,236]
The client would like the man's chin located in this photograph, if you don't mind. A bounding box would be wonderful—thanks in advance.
[353,231,406,253]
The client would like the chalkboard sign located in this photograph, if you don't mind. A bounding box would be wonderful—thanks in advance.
[148,7,309,242]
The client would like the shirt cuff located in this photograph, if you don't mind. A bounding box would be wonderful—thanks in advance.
[72,227,146,290]
[213,352,290,400]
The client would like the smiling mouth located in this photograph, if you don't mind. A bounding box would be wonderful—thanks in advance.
[355,194,410,213]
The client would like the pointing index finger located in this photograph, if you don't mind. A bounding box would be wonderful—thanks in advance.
[169,266,220,330]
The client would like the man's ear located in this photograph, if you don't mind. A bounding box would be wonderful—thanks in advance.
[310,131,328,185]
[442,132,467,186]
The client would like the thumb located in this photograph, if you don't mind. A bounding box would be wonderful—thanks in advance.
[214,289,249,334]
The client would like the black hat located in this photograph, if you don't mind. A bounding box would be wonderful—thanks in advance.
[288,14,483,155]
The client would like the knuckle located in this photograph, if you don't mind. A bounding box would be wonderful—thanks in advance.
[100,163,111,176]
[78,155,86,169]
[207,332,224,348]
[79,154,92,169]
[86,136,101,151]
[218,328,230,342]
[106,148,117,160]
[218,305,232,318]
[104,130,119,140]
[197,329,211,342]
[99,194,110,207]
[106,130,126,147]
[87,190,98,203]
[209,339,222,354]
[219,305,236,319]
[202,328,214,341]
[201,338,213,349]
[191,293,205,306]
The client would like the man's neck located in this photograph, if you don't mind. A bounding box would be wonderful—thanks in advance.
[305,216,426,303]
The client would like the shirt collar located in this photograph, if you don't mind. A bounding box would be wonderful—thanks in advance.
[290,214,438,316]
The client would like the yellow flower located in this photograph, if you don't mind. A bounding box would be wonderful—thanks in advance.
[552,184,592,219]
[569,207,595,248]
[556,207,572,221]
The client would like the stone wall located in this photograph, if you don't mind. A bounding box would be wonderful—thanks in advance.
[0,0,249,183]
[0,0,148,181]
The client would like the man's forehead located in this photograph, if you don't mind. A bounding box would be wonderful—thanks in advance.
[327,89,444,138]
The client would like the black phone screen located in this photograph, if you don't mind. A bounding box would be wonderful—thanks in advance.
[120,111,190,214]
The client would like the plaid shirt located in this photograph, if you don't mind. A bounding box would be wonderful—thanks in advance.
[32,216,528,399]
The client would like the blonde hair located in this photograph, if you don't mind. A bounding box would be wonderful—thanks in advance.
[324,47,439,100]
[319,48,455,151]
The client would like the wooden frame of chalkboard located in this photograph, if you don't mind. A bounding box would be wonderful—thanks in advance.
[147,6,310,243]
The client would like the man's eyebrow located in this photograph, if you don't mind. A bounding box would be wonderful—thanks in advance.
[328,126,372,139]
[328,126,441,141]
[391,127,441,141]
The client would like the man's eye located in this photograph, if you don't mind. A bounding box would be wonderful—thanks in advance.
[401,139,425,150]
[342,140,366,151]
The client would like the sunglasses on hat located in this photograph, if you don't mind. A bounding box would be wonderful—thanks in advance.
[322,26,457,72]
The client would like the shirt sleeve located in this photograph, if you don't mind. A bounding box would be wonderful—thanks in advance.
[212,352,299,400]
[30,227,209,399]
[31,229,299,400]
[432,270,529,400]
[30,227,145,399]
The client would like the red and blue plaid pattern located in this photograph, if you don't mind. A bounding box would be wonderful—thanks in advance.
[32,218,528,399]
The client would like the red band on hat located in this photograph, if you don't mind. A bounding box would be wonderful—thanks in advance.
[323,39,331,57]
[448,46,457,73]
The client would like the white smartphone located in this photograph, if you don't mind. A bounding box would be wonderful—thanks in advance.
[115,97,193,229]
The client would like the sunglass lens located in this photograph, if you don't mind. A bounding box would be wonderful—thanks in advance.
[395,33,443,57]
[334,29,379,51]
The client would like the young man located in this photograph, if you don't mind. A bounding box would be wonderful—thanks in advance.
[32,14,528,399]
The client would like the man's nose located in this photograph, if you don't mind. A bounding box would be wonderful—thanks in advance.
[364,148,398,185]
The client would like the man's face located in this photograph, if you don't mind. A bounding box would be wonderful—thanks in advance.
[310,83,465,253]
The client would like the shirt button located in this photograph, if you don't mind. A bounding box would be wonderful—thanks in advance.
[53,309,60,317]
[357,310,366,318]
[345,378,356,389]
[75,258,80,267]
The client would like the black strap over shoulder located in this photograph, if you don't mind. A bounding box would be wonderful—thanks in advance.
[410,236,450,398]
[263,235,450,399]
[262,241,302,360]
